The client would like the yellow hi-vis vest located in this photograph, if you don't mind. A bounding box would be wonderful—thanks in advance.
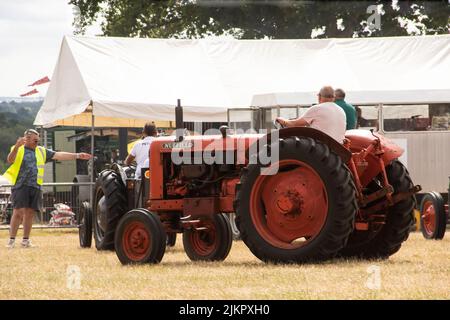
[3,145,46,185]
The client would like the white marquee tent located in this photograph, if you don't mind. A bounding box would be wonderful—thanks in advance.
[34,34,450,126]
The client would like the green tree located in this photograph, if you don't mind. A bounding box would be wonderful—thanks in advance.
[0,100,41,173]
[70,0,449,39]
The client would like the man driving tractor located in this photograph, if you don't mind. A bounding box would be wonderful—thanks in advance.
[276,85,347,143]
[124,122,158,179]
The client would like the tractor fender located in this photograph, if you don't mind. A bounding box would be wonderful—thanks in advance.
[72,175,91,203]
[344,129,404,165]
[344,129,405,186]
[256,126,352,163]
[110,163,128,186]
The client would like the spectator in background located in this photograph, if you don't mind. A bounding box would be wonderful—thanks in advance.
[355,106,370,128]
[334,88,357,130]
[125,122,158,179]
[3,129,91,248]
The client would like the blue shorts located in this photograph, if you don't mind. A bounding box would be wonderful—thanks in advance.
[11,186,42,212]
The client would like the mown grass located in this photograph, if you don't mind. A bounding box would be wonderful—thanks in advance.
[0,229,449,300]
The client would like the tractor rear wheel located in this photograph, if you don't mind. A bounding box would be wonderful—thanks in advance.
[93,170,128,250]
[339,160,415,258]
[183,213,233,261]
[114,209,166,264]
[78,201,92,248]
[420,192,446,240]
[235,137,357,263]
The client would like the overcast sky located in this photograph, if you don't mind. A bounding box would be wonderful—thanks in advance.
[0,0,100,97]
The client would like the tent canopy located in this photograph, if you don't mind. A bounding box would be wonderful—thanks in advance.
[35,35,450,126]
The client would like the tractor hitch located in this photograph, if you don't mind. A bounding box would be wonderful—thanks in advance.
[360,185,422,216]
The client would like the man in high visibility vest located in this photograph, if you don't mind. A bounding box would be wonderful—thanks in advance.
[3,129,92,248]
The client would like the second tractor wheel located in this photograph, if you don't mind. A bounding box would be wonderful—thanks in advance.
[235,136,357,263]
[420,192,446,240]
[339,160,416,258]
[93,170,128,250]
[114,209,167,265]
[183,213,233,261]
[78,201,92,248]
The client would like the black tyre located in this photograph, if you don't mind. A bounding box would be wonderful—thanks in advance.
[340,160,415,258]
[183,213,233,261]
[93,170,128,250]
[420,192,446,240]
[78,201,92,248]
[166,232,177,247]
[235,137,357,263]
[115,209,166,265]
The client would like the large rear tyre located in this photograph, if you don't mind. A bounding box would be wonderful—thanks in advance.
[93,170,128,250]
[78,201,92,248]
[420,192,446,240]
[115,209,166,265]
[235,137,357,263]
[183,213,233,261]
[339,160,415,258]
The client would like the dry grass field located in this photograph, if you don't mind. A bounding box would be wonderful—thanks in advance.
[0,229,449,300]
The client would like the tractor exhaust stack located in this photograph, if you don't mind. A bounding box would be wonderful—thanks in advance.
[175,98,184,142]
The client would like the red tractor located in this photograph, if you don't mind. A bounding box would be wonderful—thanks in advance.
[79,104,421,264]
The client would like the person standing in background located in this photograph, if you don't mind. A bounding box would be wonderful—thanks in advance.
[3,129,92,248]
[334,88,357,130]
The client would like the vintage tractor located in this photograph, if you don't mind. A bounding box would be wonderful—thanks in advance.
[419,178,449,240]
[79,103,421,264]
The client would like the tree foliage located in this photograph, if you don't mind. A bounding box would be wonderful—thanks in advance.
[0,101,41,173]
[69,0,449,39]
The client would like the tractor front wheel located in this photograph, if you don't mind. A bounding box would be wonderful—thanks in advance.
[114,209,166,264]
[78,201,92,248]
[420,192,446,240]
[93,170,128,250]
[183,213,233,261]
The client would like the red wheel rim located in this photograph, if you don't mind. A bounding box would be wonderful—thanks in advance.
[188,220,217,256]
[250,159,328,249]
[122,221,151,261]
[422,201,436,236]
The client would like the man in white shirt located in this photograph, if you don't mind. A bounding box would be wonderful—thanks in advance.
[124,122,157,179]
[276,86,347,143]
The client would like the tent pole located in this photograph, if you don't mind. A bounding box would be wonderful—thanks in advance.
[90,111,95,206]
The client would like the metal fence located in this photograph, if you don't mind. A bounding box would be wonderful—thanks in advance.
[0,182,94,228]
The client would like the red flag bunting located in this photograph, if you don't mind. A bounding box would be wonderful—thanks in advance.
[28,76,50,87]
[20,88,39,97]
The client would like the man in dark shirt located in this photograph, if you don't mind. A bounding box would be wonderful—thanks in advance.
[4,129,91,248]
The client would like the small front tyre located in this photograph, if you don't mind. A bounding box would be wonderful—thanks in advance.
[114,209,166,265]
[78,201,92,248]
[420,192,446,240]
[183,213,233,261]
